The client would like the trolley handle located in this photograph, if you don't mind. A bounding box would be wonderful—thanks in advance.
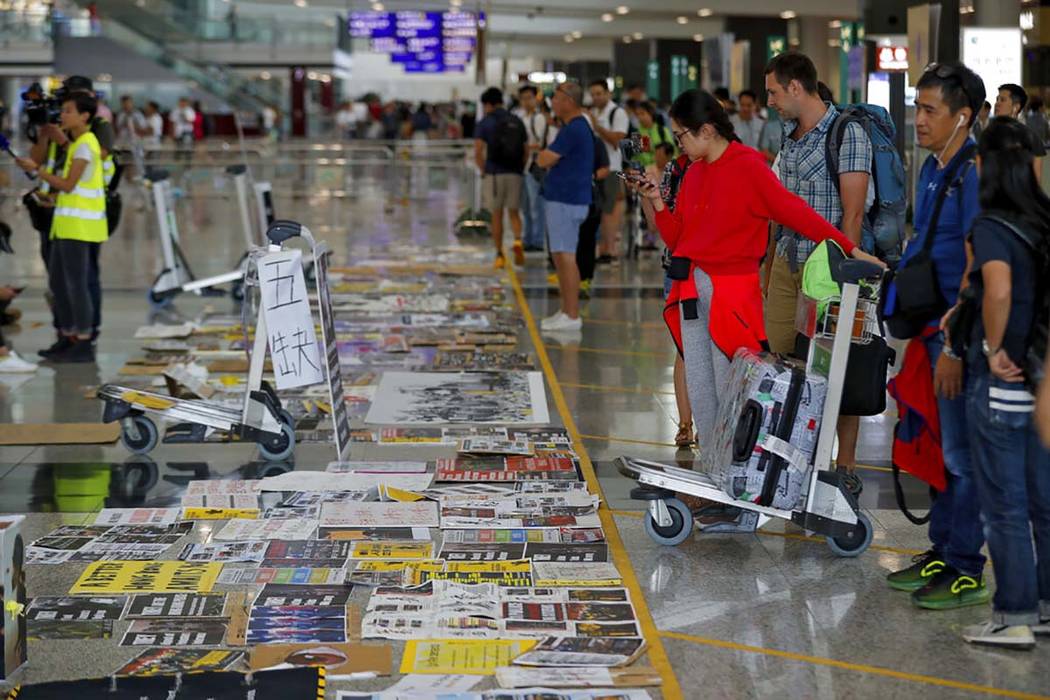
[266,220,303,245]
[833,259,884,285]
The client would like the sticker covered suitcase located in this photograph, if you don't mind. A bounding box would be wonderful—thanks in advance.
[705,349,827,510]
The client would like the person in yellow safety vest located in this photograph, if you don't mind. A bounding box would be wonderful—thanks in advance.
[16,91,106,364]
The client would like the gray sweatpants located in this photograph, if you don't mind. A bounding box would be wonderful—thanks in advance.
[680,267,731,451]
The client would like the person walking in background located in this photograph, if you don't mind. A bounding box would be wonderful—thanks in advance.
[763,52,873,495]
[536,82,593,332]
[115,95,144,147]
[588,80,629,264]
[0,287,36,373]
[1026,97,1049,149]
[883,62,991,612]
[16,92,107,363]
[730,89,764,150]
[474,87,528,269]
[140,101,163,149]
[171,97,196,160]
[514,85,549,253]
[996,83,1045,181]
[943,117,1050,649]
[633,101,676,176]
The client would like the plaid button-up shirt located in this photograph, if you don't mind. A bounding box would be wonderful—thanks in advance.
[775,104,872,266]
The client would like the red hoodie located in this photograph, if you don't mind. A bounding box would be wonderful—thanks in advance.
[654,141,857,357]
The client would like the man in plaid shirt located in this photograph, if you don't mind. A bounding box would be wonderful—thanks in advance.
[763,52,872,495]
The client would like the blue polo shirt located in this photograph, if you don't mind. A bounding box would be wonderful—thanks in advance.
[886,139,979,316]
[541,115,593,206]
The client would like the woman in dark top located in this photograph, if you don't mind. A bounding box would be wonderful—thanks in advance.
[951,117,1050,649]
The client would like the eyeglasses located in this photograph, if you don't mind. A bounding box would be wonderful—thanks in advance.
[923,62,972,105]
[672,128,690,144]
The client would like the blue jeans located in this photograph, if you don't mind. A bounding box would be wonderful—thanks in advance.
[924,332,986,576]
[967,368,1050,625]
[521,174,545,249]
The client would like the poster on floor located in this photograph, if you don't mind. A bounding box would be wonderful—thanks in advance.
[365,371,549,425]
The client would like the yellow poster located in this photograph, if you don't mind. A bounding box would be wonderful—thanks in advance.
[408,559,532,586]
[70,561,222,594]
[381,486,425,502]
[399,639,536,675]
[350,542,434,560]
[182,507,260,520]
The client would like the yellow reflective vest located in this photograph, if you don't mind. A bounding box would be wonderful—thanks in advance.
[51,131,108,243]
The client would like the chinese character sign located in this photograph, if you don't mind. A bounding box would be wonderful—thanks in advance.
[259,250,324,390]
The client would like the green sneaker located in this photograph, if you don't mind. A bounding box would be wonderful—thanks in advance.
[887,550,946,592]
[911,567,991,610]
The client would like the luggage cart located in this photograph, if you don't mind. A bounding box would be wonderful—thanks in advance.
[618,259,884,557]
[97,221,311,462]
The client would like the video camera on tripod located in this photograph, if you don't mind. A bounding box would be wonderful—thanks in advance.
[619,132,651,173]
[20,82,64,128]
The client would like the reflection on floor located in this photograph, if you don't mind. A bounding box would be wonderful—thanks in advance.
[0,163,1046,699]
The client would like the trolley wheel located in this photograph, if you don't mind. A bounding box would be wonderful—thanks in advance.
[277,408,294,429]
[257,422,295,462]
[643,497,693,546]
[147,289,172,308]
[826,511,873,558]
[230,281,245,302]
[121,415,159,455]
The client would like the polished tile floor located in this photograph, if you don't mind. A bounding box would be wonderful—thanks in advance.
[0,158,1047,698]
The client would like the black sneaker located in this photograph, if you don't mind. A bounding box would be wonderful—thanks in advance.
[51,339,96,364]
[38,336,73,358]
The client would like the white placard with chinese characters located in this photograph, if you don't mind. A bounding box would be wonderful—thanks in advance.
[258,249,324,390]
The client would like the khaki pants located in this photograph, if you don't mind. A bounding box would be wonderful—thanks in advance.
[764,253,803,355]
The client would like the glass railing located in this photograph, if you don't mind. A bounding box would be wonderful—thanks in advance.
[181,17,337,47]
[0,9,53,42]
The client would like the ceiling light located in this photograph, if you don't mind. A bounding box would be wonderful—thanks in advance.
[307,71,319,80]
[622,35,632,44]
[450,0,461,5]
[697,8,713,17]
[676,16,688,24]
[371,2,383,9]
[632,31,643,40]
[564,34,574,42]
[828,19,841,27]
[616,6,629,15]
[693,33,704,42]
[779,10,797,19]
[294,0,307,6]
[571,30,582,38]
[601,12,613,22]
[260,71,271,80]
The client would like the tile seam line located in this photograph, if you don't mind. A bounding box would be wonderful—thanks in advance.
[659,630,1050,700]
[507,264,684,700]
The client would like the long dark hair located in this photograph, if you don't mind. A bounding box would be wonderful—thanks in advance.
[978,116,1050,236]
[668,89,738,142]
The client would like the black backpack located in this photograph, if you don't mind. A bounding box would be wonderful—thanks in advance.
[490,112,527,172]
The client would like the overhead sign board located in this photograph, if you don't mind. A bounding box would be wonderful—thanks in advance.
[876,45,908,72]
[348,10,483,73]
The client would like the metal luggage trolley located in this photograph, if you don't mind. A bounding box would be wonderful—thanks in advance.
[618,259,885,557]
[95,221,325,462]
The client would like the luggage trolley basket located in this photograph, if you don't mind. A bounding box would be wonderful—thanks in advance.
[618,259,885,557]
[95,221,325,462]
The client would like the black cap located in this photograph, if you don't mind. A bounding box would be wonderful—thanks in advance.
[63,75,94,92]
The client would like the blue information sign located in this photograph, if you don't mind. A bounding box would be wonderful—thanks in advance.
[348,10,483,73]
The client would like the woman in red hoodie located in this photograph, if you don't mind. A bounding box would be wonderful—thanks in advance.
[634,89,880,452]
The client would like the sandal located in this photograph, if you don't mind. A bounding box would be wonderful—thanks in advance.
[512,240,525,266]
[674,421,694,448]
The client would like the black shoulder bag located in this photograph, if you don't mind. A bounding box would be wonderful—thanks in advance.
[885,144,976,339]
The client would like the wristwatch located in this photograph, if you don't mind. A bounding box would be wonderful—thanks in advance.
[982,339,1000,358]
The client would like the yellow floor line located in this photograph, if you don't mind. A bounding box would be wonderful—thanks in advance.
[508,265,684,700]
[579,433,679,448]
[545,344,670,358]
[659,630,1050,700]
[561,382,677,397]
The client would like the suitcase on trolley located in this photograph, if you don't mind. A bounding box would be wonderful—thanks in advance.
[706,349,828,510]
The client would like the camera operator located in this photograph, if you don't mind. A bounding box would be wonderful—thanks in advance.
[23,75,116,348]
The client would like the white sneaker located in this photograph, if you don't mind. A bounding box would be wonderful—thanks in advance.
[962,621,1035,649]
[542,312,582,332]
[540,311,567,330]
[0,351,38,373]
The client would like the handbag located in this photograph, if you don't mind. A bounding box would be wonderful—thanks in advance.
[840,336,896,416]
[885,144,976,339]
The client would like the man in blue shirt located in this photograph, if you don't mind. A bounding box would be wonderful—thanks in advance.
[474,87,528,268]
[886,62,990,612]
[535,82,593,332]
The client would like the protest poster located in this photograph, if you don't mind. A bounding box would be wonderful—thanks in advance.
[258,248,324,390]
[70,561,222,594]
[399,639,536,675]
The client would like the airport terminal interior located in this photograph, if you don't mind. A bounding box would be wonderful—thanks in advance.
[0,0,1049,698]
